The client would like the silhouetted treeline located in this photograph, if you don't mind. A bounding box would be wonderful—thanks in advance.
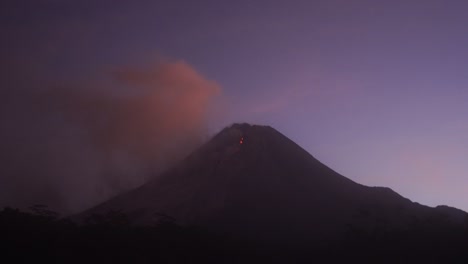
[1,207,468,263]
[1,206,260,263]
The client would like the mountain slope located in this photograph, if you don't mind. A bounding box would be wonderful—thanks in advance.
[79,123,467,243]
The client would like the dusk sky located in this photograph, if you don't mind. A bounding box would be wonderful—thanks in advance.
[1,0,467,213]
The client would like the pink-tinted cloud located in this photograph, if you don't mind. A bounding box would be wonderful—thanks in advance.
[0,60,221,214]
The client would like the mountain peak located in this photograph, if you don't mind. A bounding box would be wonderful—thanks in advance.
[227,122,255,131]
[206,123,277,151]
[217,123,273,137]
[79,123,468,244]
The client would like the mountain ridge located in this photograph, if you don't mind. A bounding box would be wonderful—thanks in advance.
[77,123,467,243]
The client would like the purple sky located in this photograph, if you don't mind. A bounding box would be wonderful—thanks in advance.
[2,0,467,212]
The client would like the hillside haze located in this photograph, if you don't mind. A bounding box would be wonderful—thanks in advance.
[80,123,467,244]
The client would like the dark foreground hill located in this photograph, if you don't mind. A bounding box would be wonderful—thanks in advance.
[2,206,467,263]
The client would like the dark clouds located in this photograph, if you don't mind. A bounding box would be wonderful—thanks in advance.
[0,60,220,214]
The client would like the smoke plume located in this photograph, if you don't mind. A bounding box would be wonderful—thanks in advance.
[0,60,221,214]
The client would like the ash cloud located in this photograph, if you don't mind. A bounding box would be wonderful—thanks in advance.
[0,60,221,214]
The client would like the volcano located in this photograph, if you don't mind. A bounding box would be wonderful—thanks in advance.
[80,123,467,244]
